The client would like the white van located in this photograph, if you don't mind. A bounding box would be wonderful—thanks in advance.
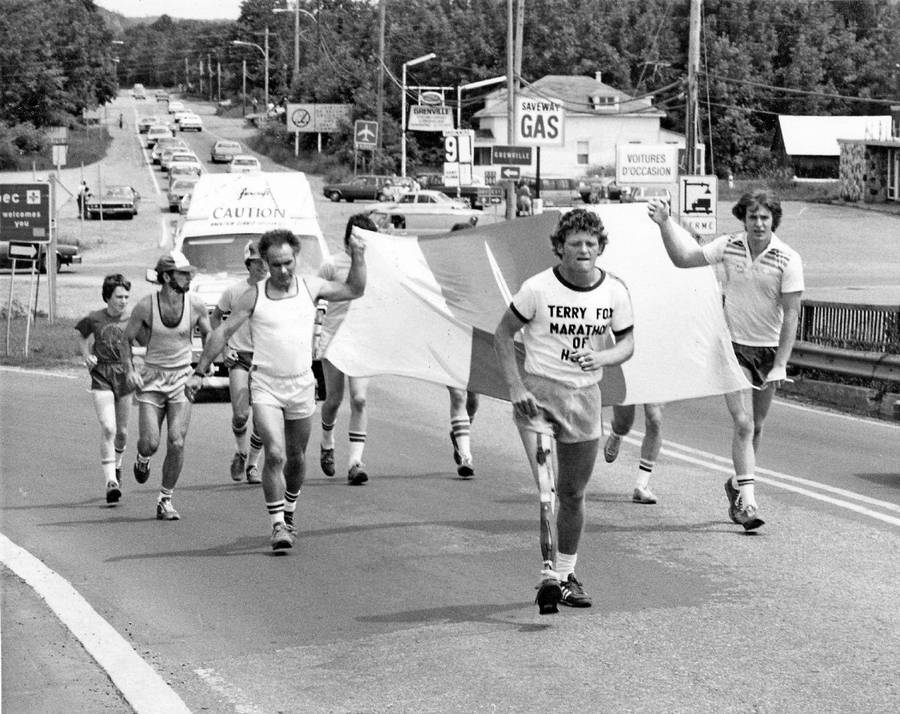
[170,172,328,388]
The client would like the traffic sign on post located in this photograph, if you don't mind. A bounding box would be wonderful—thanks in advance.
[515,97,564,146]
[0,182,51,243]
[354,120,378,150]
[679,175,718,235]
[7,241,39,261]
[491,145,532,165]
[500,166,520,179]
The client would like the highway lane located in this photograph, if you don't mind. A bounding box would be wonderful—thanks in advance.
[2,365,898,712]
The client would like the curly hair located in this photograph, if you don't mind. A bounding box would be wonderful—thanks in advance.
[549,208,608,256]
[101,273,131,301]
[731,189,782,232]
[258,228,300,259]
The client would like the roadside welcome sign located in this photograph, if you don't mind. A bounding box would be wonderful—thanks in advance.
[0,182,51,242]
[616,144,678,184]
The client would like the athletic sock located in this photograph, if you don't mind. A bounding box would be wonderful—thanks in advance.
[283,489,300,524]
[267,499,285,527]
[636,459,654,489]
[102,459,116,484]
[450,416,472,460]
[158,486,174,503]
[348,431,366,466]
[114,447,125,470]
[247,430,263,469]
[321,419,336,449]
[136,453,150,468]
[735,474,756,507]
[556,552,577,581]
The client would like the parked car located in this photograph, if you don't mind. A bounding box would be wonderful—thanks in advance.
[227,155,262,173]
[0,240,81,273]
[167,176,200,213]
[619,185,672,204]
[155,90,169,102]
[132,83,146,100]
[151,137,189,164]
[177,113,203,132]
[145,124,173,148]
[85,186,141,220]
[323,174,393,202]
[577,176,620,203]
[415,173,500,210]
[210,140,243,163]
[168,163,203,180]
[137,115,162,133]
[519,177,580,207]
[371,189,469,213]
[376,177,416,202]
[167,100,186,114]
[168,153,204,176]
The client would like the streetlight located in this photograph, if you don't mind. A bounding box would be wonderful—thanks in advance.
[457,75,506,129]
[401,52,436,178]
[272,4,317,88]
[233,29,269,114]
[111,40,124,89]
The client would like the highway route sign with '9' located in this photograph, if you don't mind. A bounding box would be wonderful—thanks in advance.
[0,182,51,243]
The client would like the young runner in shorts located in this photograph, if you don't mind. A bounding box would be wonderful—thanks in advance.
[75,274,135,505]
[494,209,635,614]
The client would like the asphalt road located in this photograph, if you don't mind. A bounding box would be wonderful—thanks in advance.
[2,92,900,713]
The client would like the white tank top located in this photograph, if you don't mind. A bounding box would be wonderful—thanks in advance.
[145,293,192,369]
[251,276,318,377]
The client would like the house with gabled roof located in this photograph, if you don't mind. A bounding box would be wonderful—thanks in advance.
[469,72,684,182]
[774,115,892,178]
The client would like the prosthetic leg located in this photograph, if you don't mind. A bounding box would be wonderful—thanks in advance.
[534,433,562,614]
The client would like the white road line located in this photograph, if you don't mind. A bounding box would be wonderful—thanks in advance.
[774,397,900,429]
[619,431,900,526]
[194,668,263,714]
[141,138,160,194]
[0,365,78,379]
[0,533,191,714]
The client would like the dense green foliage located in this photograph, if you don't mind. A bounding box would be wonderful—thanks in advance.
[1,0,898,175]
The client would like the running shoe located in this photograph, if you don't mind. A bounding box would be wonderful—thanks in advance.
[270,522,295,550]
[603,434,621,463]
[348,462,369,485]
[283,511,294,529]
[320,446,336,477]
[735,502,765,531]
[723,478,741,524]
[535,575,563,615]
[457,456,475,479]
[133,460,150,484]
[559,574,592,608]
[450,431,461,466]
[230,452,246,482]
[245,464,262,484]
[156,498,180,521]
[105,480,121,504]
[632,486,657,504]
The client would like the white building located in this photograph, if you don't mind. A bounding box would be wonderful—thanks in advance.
[470,72,685,181]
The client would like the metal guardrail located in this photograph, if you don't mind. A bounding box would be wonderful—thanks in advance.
[798,300,900,353]
[789,341,900,383]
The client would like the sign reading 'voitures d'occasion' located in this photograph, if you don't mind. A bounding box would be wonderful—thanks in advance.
[616,144,678,184]
[0,182,51,243]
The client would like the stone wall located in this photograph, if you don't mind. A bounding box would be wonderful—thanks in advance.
[838,140,865,201]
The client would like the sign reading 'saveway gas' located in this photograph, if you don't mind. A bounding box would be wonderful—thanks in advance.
[615,145,678,184]
[0,182,51,242]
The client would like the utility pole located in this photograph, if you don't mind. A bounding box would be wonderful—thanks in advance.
[686,0,701,174]
[199,58,204,95]
[376,0,385,156]
[505,0,517,220]
[242,59,247,116]
[184,57,189,91]
[207,53,213,102]
[217,59,221,102]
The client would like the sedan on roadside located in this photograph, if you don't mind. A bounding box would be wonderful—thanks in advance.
[151,137,189,165]
[177,113,203,132]
[210,140,242,163]
[145,124,173,148]
[85,186,141,220]
[167,176,200,213]
[164,152,202,175]
[226,154,262,173]
[138,115,162,134]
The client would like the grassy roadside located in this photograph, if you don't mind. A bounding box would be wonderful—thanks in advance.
[0,310,80,369]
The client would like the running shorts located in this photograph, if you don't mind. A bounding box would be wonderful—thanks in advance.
[250,369,316,420]
[135,364,192,407]
[732,343,777,388]
[513,372,604,444]
[90,362,133,399]
[226,350,254,373]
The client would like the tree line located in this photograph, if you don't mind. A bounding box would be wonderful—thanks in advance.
[1,0,898,176]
